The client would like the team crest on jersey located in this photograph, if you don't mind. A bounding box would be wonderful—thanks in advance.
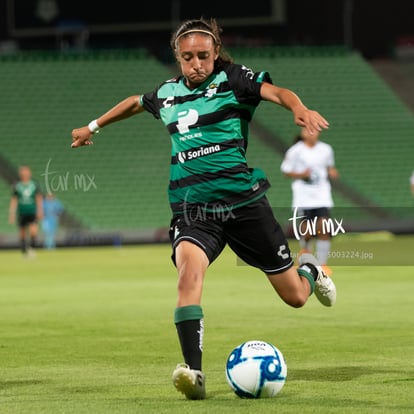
[205,83,218,98]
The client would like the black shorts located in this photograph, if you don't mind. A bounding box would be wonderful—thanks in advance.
[18,214,37,228]
[299,207,330,220]
[169,196,293,274]
[296,207,332,238]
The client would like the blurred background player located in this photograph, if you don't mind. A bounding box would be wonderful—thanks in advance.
[8,165,43,257]
[281,127,339,275]
[42,192,64,249]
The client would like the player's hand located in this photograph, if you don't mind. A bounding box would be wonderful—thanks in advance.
[71,126,94,148]
[293,108,329,135]
[302,168,312,180]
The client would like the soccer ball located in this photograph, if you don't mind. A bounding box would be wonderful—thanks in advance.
[225,340,287,398]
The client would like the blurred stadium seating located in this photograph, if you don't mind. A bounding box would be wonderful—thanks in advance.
[229,46,413,227]
[1,47,413,244]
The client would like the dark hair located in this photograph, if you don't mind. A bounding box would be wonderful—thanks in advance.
[170,18,233,70]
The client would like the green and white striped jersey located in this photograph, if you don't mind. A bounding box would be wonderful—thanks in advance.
[142,62,272,214]
[12,180,41,216]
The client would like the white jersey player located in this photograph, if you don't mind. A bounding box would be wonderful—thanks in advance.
[281,127,338,273]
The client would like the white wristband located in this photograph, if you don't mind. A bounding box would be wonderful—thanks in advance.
[88,119,100,134]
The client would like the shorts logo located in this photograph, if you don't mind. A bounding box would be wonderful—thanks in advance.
[277,244,289,260]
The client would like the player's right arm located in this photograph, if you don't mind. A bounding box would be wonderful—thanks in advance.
[71,95,145,148]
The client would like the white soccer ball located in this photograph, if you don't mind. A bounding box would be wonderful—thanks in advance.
[225,340,287,398]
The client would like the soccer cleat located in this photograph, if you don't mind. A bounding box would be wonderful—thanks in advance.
[24,248,36,259]
[298,253,336,307]
[172,363,206,400]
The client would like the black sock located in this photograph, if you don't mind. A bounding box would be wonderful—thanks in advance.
[20,238,27,253]
[304,263,319,281]
[297,262,319,294]
[175,319,204,371]
[174,305,204,371]
[30,236,37,249]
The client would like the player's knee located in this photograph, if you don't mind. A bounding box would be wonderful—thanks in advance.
[267,270,308,308]
[177,267,204,293]
[270,280,307,307]
[282,293,307,308]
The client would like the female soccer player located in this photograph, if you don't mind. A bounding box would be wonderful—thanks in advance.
[71,18,336,400]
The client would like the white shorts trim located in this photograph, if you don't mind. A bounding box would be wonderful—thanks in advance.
[173,235,207,252]
[263,260,294,274]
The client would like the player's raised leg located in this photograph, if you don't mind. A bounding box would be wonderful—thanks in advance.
[267,252,336,307]
[267,266,313,308]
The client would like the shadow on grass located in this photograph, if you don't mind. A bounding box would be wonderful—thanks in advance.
[288,365,414,382]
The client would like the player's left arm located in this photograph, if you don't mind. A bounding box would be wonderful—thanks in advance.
[260,82,329,135]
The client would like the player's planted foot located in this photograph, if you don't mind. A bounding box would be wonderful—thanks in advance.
[172,363,206,400]
[299,253,336,306]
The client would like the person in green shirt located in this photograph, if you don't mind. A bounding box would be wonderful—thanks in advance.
[9,165,43,256]
[70,18,336,400]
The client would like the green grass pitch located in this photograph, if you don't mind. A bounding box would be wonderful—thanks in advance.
[1,236,414,413]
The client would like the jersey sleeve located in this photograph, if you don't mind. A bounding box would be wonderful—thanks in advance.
[225,63,272,105]
[280,148,296,173]
[141,89,161,119]
[141,77,181,120]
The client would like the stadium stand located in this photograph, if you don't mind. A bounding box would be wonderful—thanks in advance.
[0,47,413,244]
[0,50,172,237]
[0,178,13,235]
[229,47,414,222]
